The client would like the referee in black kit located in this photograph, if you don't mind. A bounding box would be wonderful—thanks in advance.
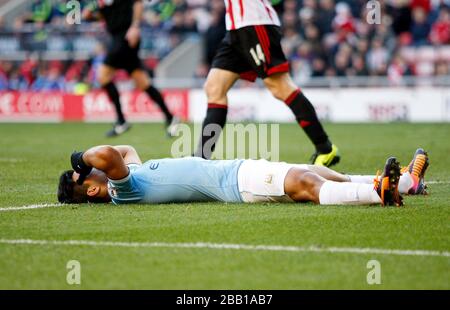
[83,0,179,137]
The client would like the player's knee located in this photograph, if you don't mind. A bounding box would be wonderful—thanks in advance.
[98,71,112,87]
[98,75,108,87]
[132,71,150,90]
[204,79,226,101]
[268,87,286,101]
[264,75,298,101]
[300,172,322,200]
[135,78,149,91]
[265,81,291,101]
[289,170,323,203]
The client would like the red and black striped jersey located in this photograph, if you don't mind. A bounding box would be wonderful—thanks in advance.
[224,0,281,30]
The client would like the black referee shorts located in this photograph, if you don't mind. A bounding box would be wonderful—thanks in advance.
[104,35,143,74]
[212,25,289,82]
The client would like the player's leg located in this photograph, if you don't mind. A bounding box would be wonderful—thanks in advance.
[284,168,382,205]
[131,69,179,136]
[290,164,350,182]
[289,162,421,195]
[285,157,403,206]
[263,72,339,167]
[193,68,240,159]
[400,148,429,194]
[194,31,251,159]
[309,169,417,196]
[235,25,339,167]
[238,159,388,205]
[345,148,429,195]
[345,173,417,194]
[98,64,130,137]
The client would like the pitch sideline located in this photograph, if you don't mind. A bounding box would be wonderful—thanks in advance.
[0,238,448,258]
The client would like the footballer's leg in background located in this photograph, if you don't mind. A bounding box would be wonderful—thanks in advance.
[131,69,179,137]
[263,72,340,167]
[194,68,240,159]
[98,64,131,137]
[240,24,338,167]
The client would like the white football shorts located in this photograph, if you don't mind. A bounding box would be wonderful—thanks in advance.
[237,159,309,203]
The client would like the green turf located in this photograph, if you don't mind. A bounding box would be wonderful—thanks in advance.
[0,123,449,289]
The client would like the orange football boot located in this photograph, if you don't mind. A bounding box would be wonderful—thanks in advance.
[374,157,403,207]
[401,148,429,195]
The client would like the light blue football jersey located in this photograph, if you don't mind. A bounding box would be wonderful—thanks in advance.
[107,157,244,204]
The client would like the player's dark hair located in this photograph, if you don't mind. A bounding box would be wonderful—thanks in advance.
[57,170,89,204]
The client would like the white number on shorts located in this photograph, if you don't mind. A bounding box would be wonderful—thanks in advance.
[250,44,266,66]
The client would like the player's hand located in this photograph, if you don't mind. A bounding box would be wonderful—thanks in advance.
[126,25,140,48]
[82,8,92,20]
[71,151,93,185]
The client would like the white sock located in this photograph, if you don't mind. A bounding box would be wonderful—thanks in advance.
[348,175,375,184]
[319,181,382,205]
[398,171,413,194]
[348,173,413,194]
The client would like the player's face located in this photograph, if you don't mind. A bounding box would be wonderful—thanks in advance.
[72,169,111,203]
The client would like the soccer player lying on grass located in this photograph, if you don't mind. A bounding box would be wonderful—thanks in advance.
[58,146,429,206]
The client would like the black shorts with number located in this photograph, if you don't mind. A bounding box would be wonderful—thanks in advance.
[104,34,143,74]
[212,25,289,82]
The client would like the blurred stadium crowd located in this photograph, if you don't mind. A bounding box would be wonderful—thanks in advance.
[0,0,449,92]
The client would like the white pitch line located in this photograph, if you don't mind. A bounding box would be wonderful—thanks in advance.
[0,203,63,212]
[0,238,448,258]
[427,180,450,184]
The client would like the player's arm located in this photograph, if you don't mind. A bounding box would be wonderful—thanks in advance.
[131,0,144,27]
[126,0,143,47]
[72,146,129,181]
[111,145,143,165]
[82,1,103,21]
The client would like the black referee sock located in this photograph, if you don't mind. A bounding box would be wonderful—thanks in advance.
[145,85,173,123]
[194,104,228,159]
[285,89,332,154]
[103,82,126,124]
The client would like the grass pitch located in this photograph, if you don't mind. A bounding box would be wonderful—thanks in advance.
[0,122,449,289]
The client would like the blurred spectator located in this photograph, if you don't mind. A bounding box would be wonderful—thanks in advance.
[334,51,352,76]
[0,62,8,90]
[388,53,412,84]
[317,0,336,35]
[31,62,65,91]
[410,7,432,45]
[410,0,431,13]
[332,2,356,42]
[203,0,226,66]
[22,0,53,24]
[311,57,328,77]
[0,0,448,90]
[429,7,450,45]
[367,37,389,75]
[281,27,302,57]
[435,59,449,75]
[386,0,412,35]
[350,53,370,76]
